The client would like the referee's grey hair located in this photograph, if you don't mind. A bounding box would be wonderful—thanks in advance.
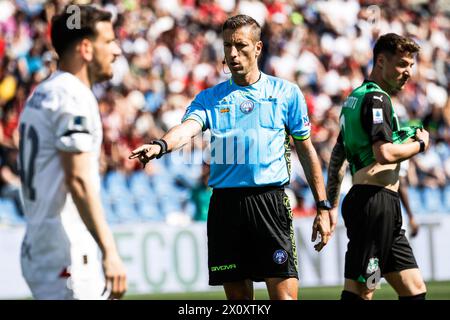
[222,15,261,43]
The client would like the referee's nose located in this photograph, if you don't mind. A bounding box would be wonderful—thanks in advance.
[229,45,238,60]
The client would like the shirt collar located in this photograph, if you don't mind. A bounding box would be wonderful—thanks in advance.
[229,72,266,91]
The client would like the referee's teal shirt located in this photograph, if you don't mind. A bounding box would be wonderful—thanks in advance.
[182,72,311,188]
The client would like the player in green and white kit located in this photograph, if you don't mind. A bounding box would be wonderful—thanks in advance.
[326,33,429,300]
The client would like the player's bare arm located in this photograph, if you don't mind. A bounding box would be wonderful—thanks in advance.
[373,129,430,165]
[326,141,347,209]
[293,138,334,252]
[60,151,127,299]
[129,119,202,166]
[326,141,347,234]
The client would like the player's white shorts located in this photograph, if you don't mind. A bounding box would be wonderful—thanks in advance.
[21,246,106,300]
[21,225,106,300]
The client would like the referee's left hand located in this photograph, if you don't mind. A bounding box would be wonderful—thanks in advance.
[311,209,333,252]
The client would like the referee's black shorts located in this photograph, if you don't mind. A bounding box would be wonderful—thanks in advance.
[207,185,298,286]
[342,184,418,284]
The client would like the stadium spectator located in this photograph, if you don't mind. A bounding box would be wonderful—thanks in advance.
[398,161,419,238]
[412,140,447,189]
[191,163,212,222]
[0,0,447,225]
[0,145,23,216]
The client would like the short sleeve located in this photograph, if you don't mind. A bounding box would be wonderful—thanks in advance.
[53,92,95,153]
[287,85,311,141]
[182,91,208,131]
[360,92,393,144]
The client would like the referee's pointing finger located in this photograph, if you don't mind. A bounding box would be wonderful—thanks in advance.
[129,147,145,159]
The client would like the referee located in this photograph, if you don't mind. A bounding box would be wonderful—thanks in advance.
[129,15,334,300]
[326,33,428,300]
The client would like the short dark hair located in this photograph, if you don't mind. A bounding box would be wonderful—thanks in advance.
[51,5,112,58]
[373,33,420,64]
[222,14,261,42]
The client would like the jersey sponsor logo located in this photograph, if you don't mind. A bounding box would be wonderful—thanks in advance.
[343,96,358,109]
[372,108,383,124]
[220,107,230,113]
[373,95,383,102]
[240,100,254,114]
[273,249,288,264]
[210,264,237,272]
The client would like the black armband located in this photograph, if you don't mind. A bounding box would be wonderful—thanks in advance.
[150,139,169,159]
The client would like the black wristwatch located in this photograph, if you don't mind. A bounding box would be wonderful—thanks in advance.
[150,139,168,159]
[316,200,332,210]
[418,139,425,153]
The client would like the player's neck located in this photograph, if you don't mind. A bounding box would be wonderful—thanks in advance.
[368,70,393,96]
[232,68,261,87]
[59,60,92,89]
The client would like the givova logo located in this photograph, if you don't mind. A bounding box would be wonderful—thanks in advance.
[210,264,237,272]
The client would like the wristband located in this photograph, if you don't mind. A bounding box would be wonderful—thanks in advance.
[418,139,425,153]
[316,200,332,210]
[150,139,168,159]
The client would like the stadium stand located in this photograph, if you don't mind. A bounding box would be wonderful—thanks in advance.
[0,0,448,226]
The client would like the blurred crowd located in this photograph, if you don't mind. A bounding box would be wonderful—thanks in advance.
[0,0,449,225]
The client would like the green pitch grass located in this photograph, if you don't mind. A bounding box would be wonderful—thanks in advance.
[125,281,450,300]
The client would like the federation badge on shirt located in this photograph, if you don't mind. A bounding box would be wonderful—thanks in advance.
[373,108,383,124]
[240,100,254,114]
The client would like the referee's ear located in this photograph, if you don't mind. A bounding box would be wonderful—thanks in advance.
[255,40,263,59]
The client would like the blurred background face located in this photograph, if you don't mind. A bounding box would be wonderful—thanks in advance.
[379,51,415,95]
[89,21,122,83]
[223,25,262,76]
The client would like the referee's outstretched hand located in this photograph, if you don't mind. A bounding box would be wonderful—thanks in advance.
[311,209,335,252]
[129,144,162,168]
